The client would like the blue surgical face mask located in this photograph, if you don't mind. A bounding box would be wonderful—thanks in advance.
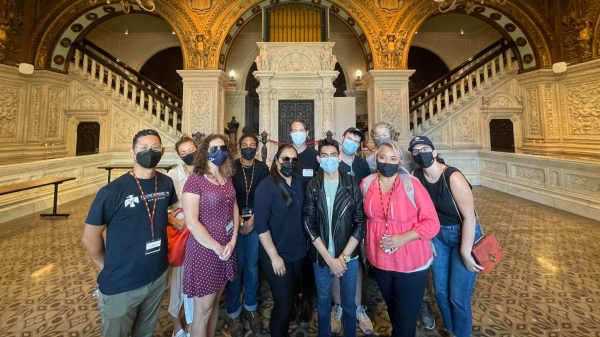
[342,139,359,155]
[291,131,307,146]
[320,157,339,174]
[207,149,229,167]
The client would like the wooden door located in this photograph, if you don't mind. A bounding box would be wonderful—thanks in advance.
[76,122,100,156]
[489,119,514,153]
[278,100,315,144]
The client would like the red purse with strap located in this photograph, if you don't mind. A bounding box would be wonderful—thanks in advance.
[442,167,503,274]
[167,208,190,267]
[471,233,503,274]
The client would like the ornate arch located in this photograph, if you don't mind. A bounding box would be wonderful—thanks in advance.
[393,0,553,71]
[32,1,197,72]
[200,0,387,70]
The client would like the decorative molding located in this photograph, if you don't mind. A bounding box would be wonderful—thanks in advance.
[525,88,542,136]
[512,164,546,185]
[543,84,560,140]
[481,160,508,177]
[0,87,20,140]
[565,82,600,136]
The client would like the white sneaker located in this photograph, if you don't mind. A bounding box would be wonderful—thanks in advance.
[356,305,374,335]
[331,304,343,334]
[172,329,186,337]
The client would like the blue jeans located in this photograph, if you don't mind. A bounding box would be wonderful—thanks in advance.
[225,230,259,318]
[431,223,483,337]
[314,258,358,337]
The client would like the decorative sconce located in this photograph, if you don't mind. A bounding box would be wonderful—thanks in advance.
[228,69,236,89]
[355,69,365,89]
[355,69,362,80]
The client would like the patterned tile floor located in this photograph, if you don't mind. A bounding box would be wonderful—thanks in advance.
[1,186,600,337]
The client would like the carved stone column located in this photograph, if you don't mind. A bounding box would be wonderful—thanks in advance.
[363,70,415,145]
[177,70,228,136]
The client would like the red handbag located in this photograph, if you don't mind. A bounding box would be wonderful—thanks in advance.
[442,167,504,274]
[471,234,503,274]
[167,208,190,267]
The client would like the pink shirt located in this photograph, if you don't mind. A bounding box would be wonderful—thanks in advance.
[363,175,440,273]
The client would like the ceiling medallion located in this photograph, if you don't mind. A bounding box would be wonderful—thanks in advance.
[435,0,507,15]
[87,0,156,14]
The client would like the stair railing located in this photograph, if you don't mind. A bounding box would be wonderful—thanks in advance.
[71,42,182,133]
[409,40,516,133]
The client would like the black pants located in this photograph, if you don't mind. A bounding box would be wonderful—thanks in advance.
[299,254,315,300]
[374,267,429,337]
[259,248,303,337]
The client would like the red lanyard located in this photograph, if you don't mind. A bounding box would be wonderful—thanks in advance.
[240,159,255,206]
[377,175,397,233]
[132,171,158,240]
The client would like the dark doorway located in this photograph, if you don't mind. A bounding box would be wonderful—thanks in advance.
[245,63,260,132]
[278,100,315,144]
[76,122,100,156]
[139,47,184,99]
[489,119,515,153]
[333,63,347,97]
[408,46,449,97]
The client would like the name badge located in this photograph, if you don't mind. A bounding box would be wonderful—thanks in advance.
[226,220,234,234]
[303,169,313,177]
[145,238,161,255]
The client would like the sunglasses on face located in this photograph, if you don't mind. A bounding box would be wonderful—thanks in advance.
[208,145,229,153]
[279,156,298,163]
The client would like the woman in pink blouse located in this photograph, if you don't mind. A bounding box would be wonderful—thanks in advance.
[361,140,440,337]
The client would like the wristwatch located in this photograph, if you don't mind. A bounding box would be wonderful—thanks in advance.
[341,252,351,263]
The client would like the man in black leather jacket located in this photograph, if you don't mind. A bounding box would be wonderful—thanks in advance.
[303,138,366,337]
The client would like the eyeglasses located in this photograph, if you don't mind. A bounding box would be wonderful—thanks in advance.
[279,156,299,163]
[412,147,433,156]
[209,145,229,153]
[320,153,338,158]
[135,144,164,152]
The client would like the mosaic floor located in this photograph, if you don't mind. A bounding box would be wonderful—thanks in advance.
[1,186,600,337]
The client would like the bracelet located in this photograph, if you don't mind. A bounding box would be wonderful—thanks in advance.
[232,233,238,236]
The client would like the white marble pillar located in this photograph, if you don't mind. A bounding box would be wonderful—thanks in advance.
[177,70,229,136]
[363,70,415,145]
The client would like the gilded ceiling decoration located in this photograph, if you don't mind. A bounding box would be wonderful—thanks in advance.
[15,0,600,71]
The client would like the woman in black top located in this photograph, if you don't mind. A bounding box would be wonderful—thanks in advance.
[408,136,483,337]
[254,145,306,337]
[225,134,270,336]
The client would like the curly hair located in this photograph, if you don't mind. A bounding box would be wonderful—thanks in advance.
[192,133,236,179]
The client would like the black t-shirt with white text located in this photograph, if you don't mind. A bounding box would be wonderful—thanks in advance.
[294,146,320,189]
[85,172,177,295]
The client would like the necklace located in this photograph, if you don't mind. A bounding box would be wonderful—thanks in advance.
[377,174,397,234]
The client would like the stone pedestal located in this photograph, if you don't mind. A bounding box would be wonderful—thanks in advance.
[363,70,415,145]
[177,70,229,136]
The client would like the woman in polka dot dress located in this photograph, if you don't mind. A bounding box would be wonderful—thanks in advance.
[182,134,239,337]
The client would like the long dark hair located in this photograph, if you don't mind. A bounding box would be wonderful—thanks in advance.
[193,133,236,179]
[270,145,297,208]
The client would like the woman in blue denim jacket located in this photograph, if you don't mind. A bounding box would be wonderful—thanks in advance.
[409,136,483,337]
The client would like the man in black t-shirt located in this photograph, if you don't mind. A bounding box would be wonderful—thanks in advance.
[289,119,319,324]
[226,133,270,336]
[82,129,177,337]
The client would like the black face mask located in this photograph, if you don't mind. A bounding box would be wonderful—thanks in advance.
[240,148,257,160]
[182,153,195,166]
[377,162,399,178]
[136,150,162,169]
[413,152,435,168]
[279,162,298,177]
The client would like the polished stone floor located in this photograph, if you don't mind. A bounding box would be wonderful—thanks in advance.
[1,186,600,337]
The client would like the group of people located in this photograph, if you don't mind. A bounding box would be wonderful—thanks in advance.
[82,120,484,337]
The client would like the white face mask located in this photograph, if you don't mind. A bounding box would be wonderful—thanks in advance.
[291,131,307,146]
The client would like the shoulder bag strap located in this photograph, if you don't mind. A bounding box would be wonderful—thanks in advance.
[442,166,485,237]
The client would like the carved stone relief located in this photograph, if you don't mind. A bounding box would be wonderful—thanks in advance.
[111,109,139,146]
[47,90,61,138]
[565,173,600,197]
[27,87,42,142]
[565,82,600,136]
[482,160,508,176]
[0,86,18,139]
[379,88,404,135]
[526,89,542,136]
[75,96,99,110]
[549,170,561,189]
[543,84,560,140]
[512,165,546,185]
[427,124,450,145]
[446,159,478,172]
[453,109,478,143]
[189,89,212,134]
